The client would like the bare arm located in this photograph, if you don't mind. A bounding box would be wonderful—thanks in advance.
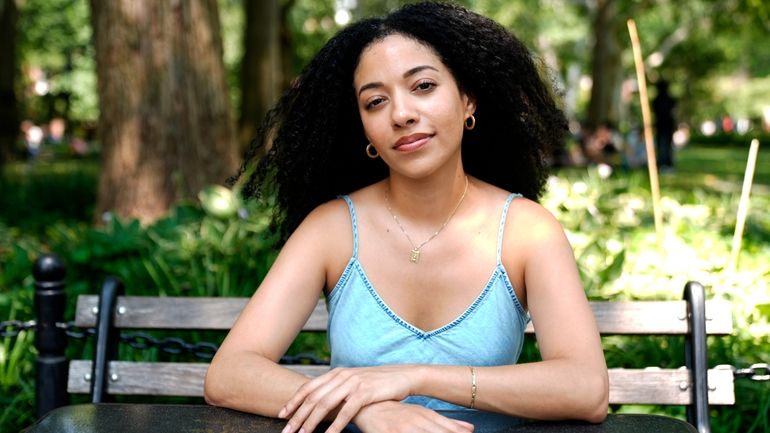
[203,200,342,416]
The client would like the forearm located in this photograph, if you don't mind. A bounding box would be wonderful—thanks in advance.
[204,352,309,417]
[414,360,608,422]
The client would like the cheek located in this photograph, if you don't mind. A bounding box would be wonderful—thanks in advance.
[361,116,382,144]
[359,112,386,143]
[431,101,465,135]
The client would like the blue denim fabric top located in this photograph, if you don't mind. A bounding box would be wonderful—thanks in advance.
[326,193,529,411]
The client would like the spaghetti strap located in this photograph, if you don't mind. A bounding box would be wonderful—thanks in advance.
[340,195,359,258]
[497,193,521,264]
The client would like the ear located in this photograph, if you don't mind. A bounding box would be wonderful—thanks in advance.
[463,93,477,118]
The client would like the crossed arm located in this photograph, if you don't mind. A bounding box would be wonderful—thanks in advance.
[204,199,608,433]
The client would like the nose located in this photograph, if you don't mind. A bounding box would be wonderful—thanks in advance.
[390,94,418,128]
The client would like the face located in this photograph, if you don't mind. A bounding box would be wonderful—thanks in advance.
[353,34,475,178]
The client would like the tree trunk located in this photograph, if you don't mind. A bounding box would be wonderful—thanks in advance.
[238,0,281,151]
[0,0,19,166]
[587,0,623,129]
[91,0,239,223]
[280,0,297,90]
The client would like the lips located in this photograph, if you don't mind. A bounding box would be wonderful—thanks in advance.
[394,133,432,151]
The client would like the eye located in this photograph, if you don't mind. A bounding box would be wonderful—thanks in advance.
[414,80,436,92]
[364,96,386,110]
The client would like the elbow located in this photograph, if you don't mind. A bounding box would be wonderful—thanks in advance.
[584,401,609,424]
[580,369,609,423]
[203,363,227,407]
[203,384,220,407]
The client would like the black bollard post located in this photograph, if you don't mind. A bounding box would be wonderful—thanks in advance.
[33,254,69,416]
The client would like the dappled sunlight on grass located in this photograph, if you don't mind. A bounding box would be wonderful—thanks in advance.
[672,143,770,192]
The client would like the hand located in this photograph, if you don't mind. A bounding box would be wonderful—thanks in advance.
[279,366,416,433]
[354,401,475,433]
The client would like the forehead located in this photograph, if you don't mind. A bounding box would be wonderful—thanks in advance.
[354,34,445,83]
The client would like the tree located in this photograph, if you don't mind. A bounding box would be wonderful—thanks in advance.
[238,0,282,151]
[90,0,239,223]
[586,0,624,129]
[0,0,19,166]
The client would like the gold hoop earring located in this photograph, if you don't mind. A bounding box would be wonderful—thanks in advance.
[366,143,379,159]
[464,115,476,130]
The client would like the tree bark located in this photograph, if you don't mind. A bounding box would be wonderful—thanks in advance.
[91,0,239,223]
[238,0,281,151]
[587,0,623,129]
[0,0,19,166]
[280,0,297,90]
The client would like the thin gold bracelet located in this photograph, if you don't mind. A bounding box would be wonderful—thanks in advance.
[469,366,477,409]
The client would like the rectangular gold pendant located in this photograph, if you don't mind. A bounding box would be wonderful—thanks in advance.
[410,248,420,263]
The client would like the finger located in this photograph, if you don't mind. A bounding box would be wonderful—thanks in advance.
[291,379,356,433]
[280,380,323,418]
[280,370,339,418]
[323,394,366,433]
[452,419,475,432]
[429,411,475,433]
[299,396,343,433]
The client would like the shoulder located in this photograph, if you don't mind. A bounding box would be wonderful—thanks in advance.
[466,179,565,242]
[507,196,562,230]
[301,182,384,229]
[473,181,561,231]
[294,196,353,246]
[503,195,570,256]
[288,183,384,263]
[494,188,571,261]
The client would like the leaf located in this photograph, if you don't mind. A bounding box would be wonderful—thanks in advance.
[757,303,770,319]
[598,249,626,286]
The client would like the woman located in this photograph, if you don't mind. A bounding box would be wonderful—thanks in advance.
[204,2,608,432]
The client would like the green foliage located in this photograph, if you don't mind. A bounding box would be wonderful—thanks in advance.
[0,160,99,233]
[49,197,279,302]
[0,161,283,431]
[285,0,338,74]
[16,0,96,122]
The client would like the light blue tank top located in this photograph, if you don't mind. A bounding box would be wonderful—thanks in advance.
[326,193,530,411]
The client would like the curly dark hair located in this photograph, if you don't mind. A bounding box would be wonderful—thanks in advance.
[233,1,567,243]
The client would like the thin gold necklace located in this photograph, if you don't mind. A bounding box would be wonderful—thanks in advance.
[385,176,469,263]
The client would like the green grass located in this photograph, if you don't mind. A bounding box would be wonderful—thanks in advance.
[673,142,770,192]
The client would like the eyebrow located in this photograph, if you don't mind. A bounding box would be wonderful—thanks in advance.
[357,65,440,97]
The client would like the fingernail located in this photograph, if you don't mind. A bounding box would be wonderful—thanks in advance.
[278,407,287,418]
[298,429,306,433]
[281,423,291,433]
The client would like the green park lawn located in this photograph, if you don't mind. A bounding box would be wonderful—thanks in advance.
[675,143,770,191]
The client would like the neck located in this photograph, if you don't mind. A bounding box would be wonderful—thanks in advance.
[385,167,469,225]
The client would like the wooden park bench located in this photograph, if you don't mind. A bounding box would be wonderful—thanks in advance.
[32,256,734,433]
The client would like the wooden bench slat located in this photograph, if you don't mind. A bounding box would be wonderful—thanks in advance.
[75,296,328,331]
[67,360,734,405]
[608,368,735,405]
[67,360,330,396]
[75,296,733,335]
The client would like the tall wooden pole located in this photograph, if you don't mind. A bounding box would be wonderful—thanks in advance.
[627,19,663,247]
[728,139,761,273]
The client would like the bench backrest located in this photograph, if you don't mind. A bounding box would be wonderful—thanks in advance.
[67,280,734,432]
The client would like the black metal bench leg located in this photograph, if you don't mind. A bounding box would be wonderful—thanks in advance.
[33,254,70,416]
[684,281,710,433]
[91,277,124,403]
